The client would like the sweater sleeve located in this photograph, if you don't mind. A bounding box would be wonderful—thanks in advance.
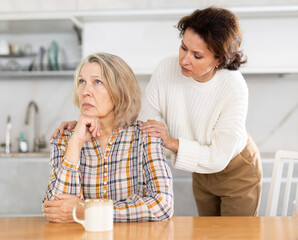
[43,132,84,202]
[173,88,248,174]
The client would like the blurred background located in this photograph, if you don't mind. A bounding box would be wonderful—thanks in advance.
[0,0,297,217]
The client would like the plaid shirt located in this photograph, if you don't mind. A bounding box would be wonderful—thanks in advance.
[44,121,173,222]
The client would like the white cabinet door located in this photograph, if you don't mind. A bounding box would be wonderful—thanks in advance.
[0,158,49,216]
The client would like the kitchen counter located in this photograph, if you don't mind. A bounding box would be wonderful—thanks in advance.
[0,152,49,158]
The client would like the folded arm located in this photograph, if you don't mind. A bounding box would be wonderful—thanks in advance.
[113,136,174,222]
[43,133,84,202]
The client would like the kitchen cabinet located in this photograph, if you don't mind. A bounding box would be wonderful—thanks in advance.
[0,15,81,80]
[0,154,196,217]
[0,156,49,216]
[0,0,77,13]
[0,153,196,217]
[0,155,291,216]
[80,6,298,76]
[1,6,298,79]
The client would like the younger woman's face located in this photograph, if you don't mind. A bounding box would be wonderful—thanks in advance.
[179,28,220,83]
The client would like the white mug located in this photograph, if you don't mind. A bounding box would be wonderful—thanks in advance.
[73,199,113,232]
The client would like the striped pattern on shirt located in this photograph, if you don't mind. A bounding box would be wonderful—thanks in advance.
[44,121,174,222]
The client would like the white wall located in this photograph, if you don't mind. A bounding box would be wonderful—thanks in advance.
[240,17,298,70]
[0,0,297,12]
[82,13,298,73]
[83,20,180,73]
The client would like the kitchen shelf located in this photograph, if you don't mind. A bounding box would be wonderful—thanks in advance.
[73,5,298,22]
[0,70,74,78]
[134,67,298,77]
[2,68,297,80]
[240,67,298,75]
[1,66,297,79]
[0,152,49,158]
[1,6,297,77]
[0,70,149,80]
[0,5,297,27]
[231,5,298,18]
[0,54,36,58]
[135,67,298,76]
[0,12,77,33]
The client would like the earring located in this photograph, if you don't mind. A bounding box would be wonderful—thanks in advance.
[215,65,218,69]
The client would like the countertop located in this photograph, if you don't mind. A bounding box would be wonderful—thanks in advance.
[0,152,49,158]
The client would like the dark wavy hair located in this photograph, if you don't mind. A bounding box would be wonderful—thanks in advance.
[177,7,247,70]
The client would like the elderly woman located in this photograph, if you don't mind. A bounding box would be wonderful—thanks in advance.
[42,52,173,222]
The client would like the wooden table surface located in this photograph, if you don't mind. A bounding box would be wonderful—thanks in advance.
[0,216,297,240]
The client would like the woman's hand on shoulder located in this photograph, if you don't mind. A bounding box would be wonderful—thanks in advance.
[140,120,179,153]
[51,120,78,139]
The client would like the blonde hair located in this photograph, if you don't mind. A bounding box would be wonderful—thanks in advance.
[73,52,141,128]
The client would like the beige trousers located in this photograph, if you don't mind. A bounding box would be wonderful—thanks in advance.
[192,135,262,216]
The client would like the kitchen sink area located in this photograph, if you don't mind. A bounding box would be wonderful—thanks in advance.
[1,100,48,157]
[0,152,49,158]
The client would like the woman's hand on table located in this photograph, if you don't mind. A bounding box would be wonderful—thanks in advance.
[43,194,83,223]
[51,120,78,139]
[140,120,179,153]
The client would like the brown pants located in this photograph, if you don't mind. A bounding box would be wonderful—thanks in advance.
[192,135,262,216]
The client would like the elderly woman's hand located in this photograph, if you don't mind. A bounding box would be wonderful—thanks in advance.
[43,194,83,223]
[73,115,101,144]
[140,120,179,153]
[51,120,78,139]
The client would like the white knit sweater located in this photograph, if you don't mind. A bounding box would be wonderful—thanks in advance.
[139,56,248,174]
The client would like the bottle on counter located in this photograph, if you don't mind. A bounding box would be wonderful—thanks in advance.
[19,132,28,153]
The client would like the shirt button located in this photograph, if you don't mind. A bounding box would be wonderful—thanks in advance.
[104,173,107,177]
[104,182,107,185]
[104,165,108,168]
[103,190,106,193]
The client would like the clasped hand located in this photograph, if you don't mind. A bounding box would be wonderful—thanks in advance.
[43,194,83,223]
[52,115,101,143]
[72,115,101,146]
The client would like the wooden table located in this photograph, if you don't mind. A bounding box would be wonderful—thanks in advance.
[0,216,297,240]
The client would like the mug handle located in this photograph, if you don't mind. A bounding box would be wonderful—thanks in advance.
[73,202,85,227]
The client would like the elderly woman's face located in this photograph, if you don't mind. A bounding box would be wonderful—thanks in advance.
[77,62,114,120]
[179,28,220,83]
